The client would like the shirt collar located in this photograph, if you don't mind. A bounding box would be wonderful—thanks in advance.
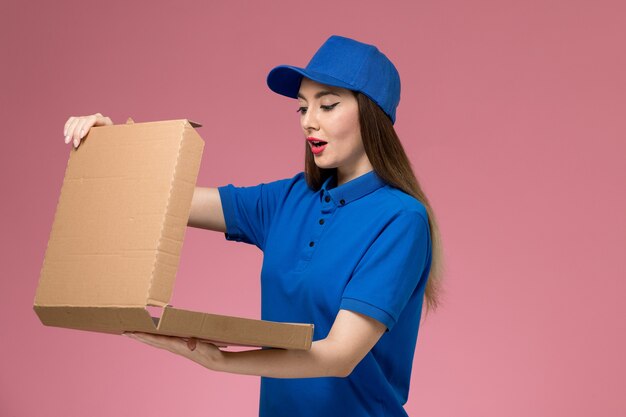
[320,170,386,206]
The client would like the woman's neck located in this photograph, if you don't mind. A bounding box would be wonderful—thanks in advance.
[336,159,374,186]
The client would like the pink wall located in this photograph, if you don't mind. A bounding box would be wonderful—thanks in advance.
[2,0,624,415]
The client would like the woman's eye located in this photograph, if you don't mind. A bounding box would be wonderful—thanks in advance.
[297,102,338,114]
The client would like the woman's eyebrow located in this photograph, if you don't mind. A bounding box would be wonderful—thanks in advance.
[297,90,341,100]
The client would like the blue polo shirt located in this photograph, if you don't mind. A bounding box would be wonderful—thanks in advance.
[218,170,432,417]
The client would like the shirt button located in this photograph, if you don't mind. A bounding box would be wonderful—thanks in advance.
[324,195,331,203]
[309,241,315,247]
[340,199,345,205]
[319,219,325,225]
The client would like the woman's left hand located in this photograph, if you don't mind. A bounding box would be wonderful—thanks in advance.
[125,332,223,369]
[123,310,385,379]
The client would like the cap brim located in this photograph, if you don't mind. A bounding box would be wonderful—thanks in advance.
[267,65,356,98]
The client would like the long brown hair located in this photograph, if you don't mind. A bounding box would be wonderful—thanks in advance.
[304,91,444,313]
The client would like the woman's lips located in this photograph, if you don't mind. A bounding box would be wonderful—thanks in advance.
[310,142,327,155]
[307,137,327,155]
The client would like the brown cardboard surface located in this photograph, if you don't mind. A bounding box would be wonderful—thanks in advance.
[34,119,313,350]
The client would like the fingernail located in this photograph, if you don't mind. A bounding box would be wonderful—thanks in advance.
[79,129,84,139]
[74,139,78,148]
[187,338,197,351]
[64,136,69,144]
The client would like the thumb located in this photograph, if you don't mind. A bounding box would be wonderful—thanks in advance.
[186,337,197,351]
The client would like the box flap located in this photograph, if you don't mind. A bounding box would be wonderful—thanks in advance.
[34,119,204,308]
[157,307,313,350]
[126,118,202,128]
[34,306,157,335]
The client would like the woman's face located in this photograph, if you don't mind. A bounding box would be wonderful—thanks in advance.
[297,77,372,183]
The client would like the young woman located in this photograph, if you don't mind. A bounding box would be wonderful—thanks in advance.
[63,35,444,417]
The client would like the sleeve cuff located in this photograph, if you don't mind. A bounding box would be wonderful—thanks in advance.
[217,185,244,242]
[340,297,396,331]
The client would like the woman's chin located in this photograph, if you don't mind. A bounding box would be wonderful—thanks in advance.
[313,161,336,170]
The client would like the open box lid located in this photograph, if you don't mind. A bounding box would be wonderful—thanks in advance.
[34,119,313,350]
[35,119,202,308]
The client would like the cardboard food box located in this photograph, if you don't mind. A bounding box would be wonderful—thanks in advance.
[34,118,313,350]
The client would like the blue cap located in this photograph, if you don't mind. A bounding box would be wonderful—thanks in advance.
[267,35,401,124]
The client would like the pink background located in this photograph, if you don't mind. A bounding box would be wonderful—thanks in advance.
[2,0,624,415]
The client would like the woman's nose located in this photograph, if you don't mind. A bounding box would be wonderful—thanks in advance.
[302,108,320,131]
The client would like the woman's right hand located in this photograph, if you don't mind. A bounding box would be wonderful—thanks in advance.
[64,113,114,149]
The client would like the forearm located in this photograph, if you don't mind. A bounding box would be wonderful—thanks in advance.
[210,339,353,378]
[128,310,384,379]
